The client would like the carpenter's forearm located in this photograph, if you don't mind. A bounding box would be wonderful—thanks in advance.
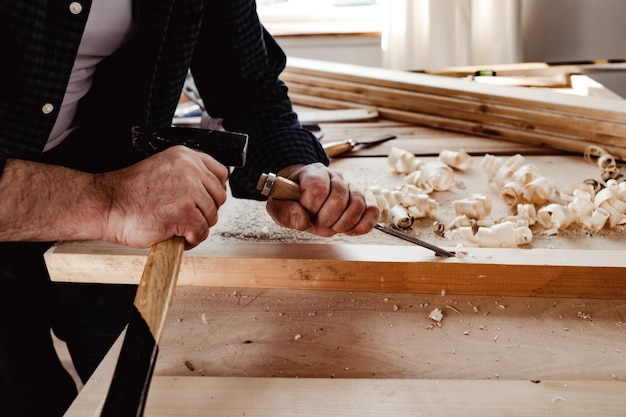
[0,159,109,242]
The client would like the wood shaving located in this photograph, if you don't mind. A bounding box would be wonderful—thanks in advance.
[428,308,443,322]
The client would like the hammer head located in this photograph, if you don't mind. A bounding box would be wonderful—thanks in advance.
[132,126,248,167]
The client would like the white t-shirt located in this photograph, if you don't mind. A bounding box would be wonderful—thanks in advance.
[45,0,136,151]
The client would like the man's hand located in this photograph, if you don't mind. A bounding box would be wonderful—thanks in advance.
[97,146,229,249]
[0,146,229,249]
[265,163,380,237]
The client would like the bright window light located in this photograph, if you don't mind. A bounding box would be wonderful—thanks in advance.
[257,0,383,35]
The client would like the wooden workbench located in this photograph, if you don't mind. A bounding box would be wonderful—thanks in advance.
[52,115,626,415]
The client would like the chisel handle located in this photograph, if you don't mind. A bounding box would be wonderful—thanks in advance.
[256,173,302,200]
[322,139,356,157]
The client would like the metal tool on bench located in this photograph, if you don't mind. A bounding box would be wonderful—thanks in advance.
[100,126,248,417]
[322,132,396,158]
[256,172,455,257]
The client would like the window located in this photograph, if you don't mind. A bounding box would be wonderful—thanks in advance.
[256,0,383,36]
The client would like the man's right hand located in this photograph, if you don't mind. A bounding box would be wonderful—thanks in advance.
[0,146,229,249]
[97,145,229,249]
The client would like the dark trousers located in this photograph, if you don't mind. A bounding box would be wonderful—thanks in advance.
[0,125,144,416]
[0,245,136,416]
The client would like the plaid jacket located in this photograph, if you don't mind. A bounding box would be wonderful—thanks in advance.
[0,0,328,198]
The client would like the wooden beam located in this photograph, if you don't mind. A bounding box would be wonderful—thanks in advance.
[282,72,626,140]
[45,241,626,299]
[285,57,626,120]
[290,92,626,158]
[283,58,626,159]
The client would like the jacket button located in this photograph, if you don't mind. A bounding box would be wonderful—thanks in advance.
[69,2,83,14]
[42,103,54,114]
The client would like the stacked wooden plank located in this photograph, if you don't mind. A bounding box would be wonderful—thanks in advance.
[282,57,626,159]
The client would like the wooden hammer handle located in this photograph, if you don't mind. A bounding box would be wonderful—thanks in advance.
[134,236,185,342]
[101,236,185,417]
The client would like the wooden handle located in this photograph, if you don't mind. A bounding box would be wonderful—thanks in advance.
[257,173,302,200]
[134,236,185,342]
[322,140,355,157]
[101,236,185,417]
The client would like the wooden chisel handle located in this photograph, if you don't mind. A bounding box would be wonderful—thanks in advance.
[257,173,302,200]
[322,140,356,157]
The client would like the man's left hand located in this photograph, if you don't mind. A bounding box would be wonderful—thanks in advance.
[265,163,380,237]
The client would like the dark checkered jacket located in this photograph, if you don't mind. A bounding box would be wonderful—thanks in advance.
[0,0,328,198]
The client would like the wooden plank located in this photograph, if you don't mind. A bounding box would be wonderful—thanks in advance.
[45,240,626,299]
[294,92,621,157]
[65,328,626,417]
[284,58,626,159]
[156,286,626,380]
[283,72,626,140]
[142,377,626,417]
[70,371,626,417]
[298,108,378,123]
[427,58,626,78]
[285,57,626,121]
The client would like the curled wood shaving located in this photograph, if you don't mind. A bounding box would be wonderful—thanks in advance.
[595,179,626,227]
[438,149,472,170]
[388,146,423,174]
[483,154,557,208]
[388,146,456,192]
[453,220,533,248]
[584,145,626,184]
[453,193,492,219]
[403,161,455,192]
[364,184,438,227]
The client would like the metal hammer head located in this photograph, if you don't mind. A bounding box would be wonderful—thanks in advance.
[131,126,248,167]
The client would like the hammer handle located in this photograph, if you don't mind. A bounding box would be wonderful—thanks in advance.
[101,236,185,416]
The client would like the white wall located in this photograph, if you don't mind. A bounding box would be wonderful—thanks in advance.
[275,35,382,67]
[521,0,626,97]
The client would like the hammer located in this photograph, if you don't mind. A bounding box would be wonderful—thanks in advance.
[100,126,248,417]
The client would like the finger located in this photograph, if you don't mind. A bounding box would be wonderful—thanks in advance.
[310,178,350,230]
[180,207,211,249]
[197,152,230,185]
[323,185,367,233]
[344,203,380,236]
[196,172,227,225]
[297,170,332,215]
[266,198,312,231]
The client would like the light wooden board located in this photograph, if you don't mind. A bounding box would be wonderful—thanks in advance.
[145,378,626,416]
[45,240,626,299]
[154,286,626,381]
[65,330,626,417]
[65,326,626,417]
